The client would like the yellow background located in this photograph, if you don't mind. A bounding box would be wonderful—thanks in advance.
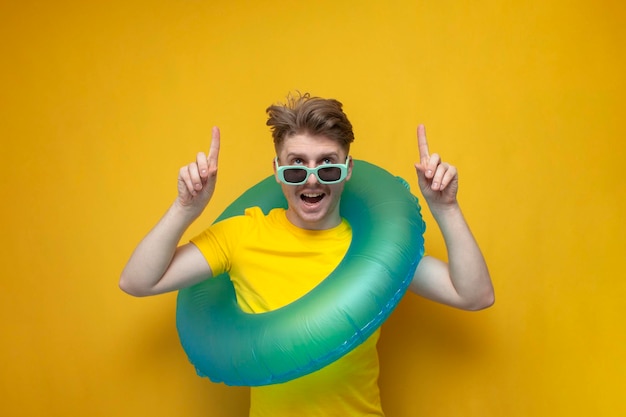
[1,1,624,416]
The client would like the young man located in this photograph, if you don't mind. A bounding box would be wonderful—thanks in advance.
[120,93,494,416]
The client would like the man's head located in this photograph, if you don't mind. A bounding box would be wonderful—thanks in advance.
[266,93,355,230]
[266,92,354,155]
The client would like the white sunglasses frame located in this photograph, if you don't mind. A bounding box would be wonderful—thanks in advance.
[274,156,351,185]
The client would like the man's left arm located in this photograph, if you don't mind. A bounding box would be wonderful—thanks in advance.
[408,125,494,311]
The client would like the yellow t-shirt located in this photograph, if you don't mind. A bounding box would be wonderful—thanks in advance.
[191,207,384,417]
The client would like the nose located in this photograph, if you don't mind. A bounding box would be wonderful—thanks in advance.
[306,171,319,185]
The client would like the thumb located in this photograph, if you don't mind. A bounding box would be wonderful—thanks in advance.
[414,163,429,191]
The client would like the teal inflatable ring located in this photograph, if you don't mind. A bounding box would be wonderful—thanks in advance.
[176,160,425,386]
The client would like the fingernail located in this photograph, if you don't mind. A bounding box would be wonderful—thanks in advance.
[432,182,439,189]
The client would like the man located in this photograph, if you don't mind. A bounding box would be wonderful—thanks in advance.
[120,93,494,416]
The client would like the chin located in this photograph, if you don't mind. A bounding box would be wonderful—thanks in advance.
[295,205,342,230]
[296,209,326,224]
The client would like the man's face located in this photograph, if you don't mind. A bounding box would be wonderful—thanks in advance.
[274,133,352,230]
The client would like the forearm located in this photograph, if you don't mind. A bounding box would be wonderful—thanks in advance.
[431,203,494,310]
[119,201,199,296]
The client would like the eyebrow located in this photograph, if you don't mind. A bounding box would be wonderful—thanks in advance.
[285,152,341,161]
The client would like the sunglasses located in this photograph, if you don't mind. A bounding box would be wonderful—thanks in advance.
[274,157,351,185]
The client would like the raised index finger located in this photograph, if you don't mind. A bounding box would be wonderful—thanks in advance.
[208,126,221,165]
[417,124,430,165]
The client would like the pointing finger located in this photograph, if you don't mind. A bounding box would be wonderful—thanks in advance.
[208,126,220,167]
[417,124,430,166]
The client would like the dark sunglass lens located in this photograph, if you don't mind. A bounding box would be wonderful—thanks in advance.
[283,168,307,183]
[318,167,341,181]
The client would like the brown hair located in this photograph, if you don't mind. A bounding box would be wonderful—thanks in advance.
[266,92,355,152]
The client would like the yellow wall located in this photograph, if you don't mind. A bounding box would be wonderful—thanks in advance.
[1,1,624,416]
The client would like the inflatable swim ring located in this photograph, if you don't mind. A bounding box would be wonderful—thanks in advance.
[176,160,425,386]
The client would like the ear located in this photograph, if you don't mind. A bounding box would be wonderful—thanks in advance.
[272,157,280,184]
[345,156,354,181]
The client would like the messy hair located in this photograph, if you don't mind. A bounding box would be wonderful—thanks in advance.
[266,92,355,152]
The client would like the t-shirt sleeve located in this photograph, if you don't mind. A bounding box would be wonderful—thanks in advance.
[190,207,264,277]
[190,213,250,277]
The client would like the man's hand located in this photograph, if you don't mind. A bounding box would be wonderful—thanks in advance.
[176,126,221,217]
[414,124,458,209]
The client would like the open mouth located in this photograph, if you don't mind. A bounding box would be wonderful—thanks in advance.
[301,192,325,204]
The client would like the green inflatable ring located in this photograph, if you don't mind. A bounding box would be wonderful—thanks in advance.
[176,160,425,386]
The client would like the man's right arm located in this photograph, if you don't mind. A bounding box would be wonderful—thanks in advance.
[119,127,220,297]
[119,203,213,296]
